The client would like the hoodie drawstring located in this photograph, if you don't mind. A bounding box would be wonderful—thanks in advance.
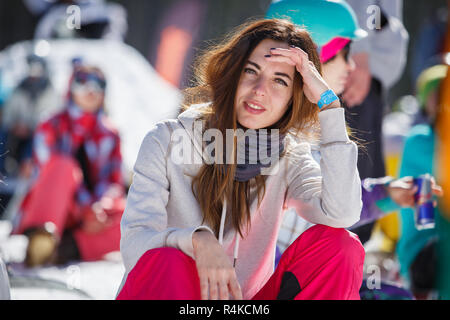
[218,200,227,245]
[233,234,240,268]
[218,199,240,268]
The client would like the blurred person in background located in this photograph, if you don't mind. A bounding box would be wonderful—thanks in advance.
[343,0,408,178]
[0,53,60,178]
[12,63,126,268]
[342,0,409,243]
[396,64,450,300]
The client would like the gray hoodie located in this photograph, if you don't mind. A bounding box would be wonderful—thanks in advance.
[119,105,362,299]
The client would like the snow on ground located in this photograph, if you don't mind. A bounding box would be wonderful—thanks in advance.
[0,220,125,300]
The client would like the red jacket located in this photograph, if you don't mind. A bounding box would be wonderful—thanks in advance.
[33,103,124,206]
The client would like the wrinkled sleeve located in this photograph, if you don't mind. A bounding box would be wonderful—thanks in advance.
[285,108,362,228]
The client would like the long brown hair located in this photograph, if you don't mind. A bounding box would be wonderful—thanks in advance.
[186,19,322,237]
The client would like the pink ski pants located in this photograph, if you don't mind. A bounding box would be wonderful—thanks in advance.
[117,224,365,300]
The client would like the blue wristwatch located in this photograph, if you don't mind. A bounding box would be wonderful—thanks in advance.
[317,89,339,109]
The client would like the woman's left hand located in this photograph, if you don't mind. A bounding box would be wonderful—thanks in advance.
[266,46,339,108]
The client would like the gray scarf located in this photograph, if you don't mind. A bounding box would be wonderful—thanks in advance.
[235,129,284,181]
[209,129,284,182]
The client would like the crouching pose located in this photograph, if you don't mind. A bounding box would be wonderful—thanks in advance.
[117,19,364,300]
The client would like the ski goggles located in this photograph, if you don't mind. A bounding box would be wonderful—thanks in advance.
[71,70,106,94]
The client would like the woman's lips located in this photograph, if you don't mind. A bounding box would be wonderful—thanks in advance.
[244,101,266,115]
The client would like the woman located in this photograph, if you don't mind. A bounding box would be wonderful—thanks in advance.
[14,64,125,267]
[117,19,364,300]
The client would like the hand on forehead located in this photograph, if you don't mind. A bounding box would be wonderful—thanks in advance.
[248,39,296,77]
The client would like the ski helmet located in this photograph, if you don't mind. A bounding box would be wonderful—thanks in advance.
[265,0,367,46]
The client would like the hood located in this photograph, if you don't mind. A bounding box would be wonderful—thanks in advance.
[177,102,212,163]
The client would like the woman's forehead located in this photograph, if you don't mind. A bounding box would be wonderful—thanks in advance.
[247,39,294,74]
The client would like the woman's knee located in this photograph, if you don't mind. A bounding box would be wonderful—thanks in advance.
[303,224,365,264]
[137,247,191,267]
[327,226,365,266]
[119,248,200,299]
[131,247,197,280]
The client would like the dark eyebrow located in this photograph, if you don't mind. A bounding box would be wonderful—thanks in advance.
[274,72,292,81]
[247,60,261,70]
[246,60,292,81]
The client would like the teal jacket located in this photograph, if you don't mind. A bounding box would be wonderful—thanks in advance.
[397,124,437,280]
[396,124,450,298]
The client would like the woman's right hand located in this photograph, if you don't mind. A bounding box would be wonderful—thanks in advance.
[192,230,243,300]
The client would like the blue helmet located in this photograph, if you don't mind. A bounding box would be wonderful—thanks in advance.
[266,0,367,46]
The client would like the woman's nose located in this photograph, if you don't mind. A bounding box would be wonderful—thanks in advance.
[252,78,267,96]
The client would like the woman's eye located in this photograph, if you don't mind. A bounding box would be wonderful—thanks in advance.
[275,78,288,86]
[244,68,257,75]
